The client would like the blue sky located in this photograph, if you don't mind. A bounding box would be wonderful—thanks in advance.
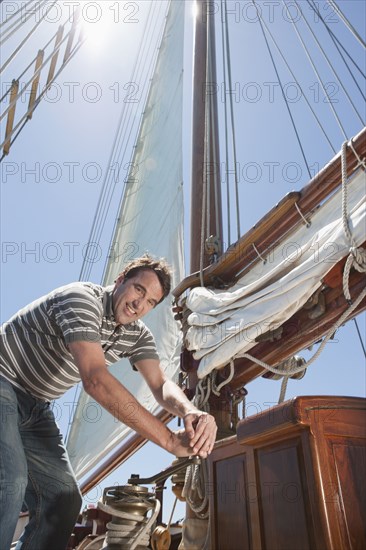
[1,0,365,521]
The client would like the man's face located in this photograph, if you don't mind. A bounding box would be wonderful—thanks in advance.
[112,269,164,325]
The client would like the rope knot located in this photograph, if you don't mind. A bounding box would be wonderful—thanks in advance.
[349,246,366,272]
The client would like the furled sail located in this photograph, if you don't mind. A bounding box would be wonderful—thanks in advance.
[67,0,185,480]
[184,168,365,377]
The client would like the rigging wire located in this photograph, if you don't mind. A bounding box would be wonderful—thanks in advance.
[205,38,212,243]
[252,0,312,179]
[220,0,231,245]
[0,21,69,94]
[252,1,336,155]
[223,0,241,241]
[0,0,49,46]
[327,0,366,49]
[0,23,79,124]
[205,10,222,249]
[209,29,221,250]
[0,32,84,157]
[294,0,364,126]
[353,318,366,359]
[0,0,35,30]
[282,0,349,142]
[0,35,85,164]
[307,0,366,100]
[0,0,59,75]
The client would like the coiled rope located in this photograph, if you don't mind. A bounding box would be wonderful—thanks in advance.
[182,460,209,519]
[182,363,236,518]
[97,495,160,549]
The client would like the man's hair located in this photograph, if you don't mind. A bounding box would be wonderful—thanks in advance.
[120,255,172,303]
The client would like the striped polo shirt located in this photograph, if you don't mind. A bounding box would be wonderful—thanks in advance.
[0,282,159,401]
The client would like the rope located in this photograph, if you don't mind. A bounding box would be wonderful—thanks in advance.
[237,285,365,376]
[222,137,366,394]
[294,202,311,227]
[98,496,160,549]
[193,378,211,411]
[348,139,366,170]
[211,360,235,396]
[234,273,366,380]
[186,364,236,520]
[193,361,235,408]
[278,376,289,404]
[340,141,366,302]
[181,459,209,519]
[252,242,267,263]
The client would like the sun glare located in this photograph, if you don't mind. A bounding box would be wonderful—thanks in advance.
[81,3,117,52]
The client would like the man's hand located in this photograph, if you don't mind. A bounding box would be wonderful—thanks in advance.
[183,412,217,458]
[166,430,195,457]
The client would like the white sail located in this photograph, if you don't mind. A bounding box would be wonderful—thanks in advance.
[66,0,185,480]
[185,168,366,377]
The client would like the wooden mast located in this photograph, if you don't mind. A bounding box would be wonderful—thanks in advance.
[185,0,238,441]
[190,0,223,273]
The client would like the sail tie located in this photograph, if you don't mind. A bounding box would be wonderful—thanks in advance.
[251,243,267,264]
[210,361,235,396]
[348,138,366,170]
[294,202,311,227]
[193,362,235,409]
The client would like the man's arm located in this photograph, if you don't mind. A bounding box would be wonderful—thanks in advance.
[68,340,193,457]
[135,359,217,457]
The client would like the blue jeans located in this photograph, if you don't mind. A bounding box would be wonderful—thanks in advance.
[0,377,82,550]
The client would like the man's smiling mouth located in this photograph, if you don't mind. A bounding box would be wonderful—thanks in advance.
[126,304,136,315]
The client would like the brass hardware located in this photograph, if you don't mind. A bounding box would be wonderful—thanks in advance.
[151,525,171,550]
[102,485,154,517]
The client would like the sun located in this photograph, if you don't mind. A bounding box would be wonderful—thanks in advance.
[80,2,118,53]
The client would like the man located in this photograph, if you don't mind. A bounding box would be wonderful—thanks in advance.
[0,255,217,550]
